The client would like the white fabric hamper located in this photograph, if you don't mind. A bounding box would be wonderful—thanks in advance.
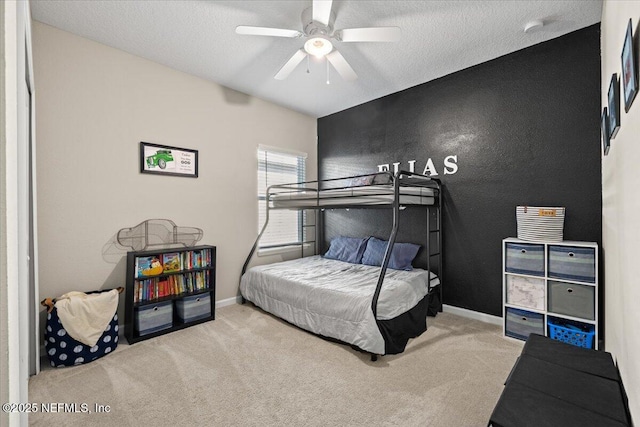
[516,206,565,242]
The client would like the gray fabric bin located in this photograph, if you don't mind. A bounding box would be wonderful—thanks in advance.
[505,307,544,341]
[136,301,173,336]
[548,281,595,320]
[176,294,211,323]
[505,243,544,276]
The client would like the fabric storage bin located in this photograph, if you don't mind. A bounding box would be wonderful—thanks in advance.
[548,245,596,283]
[506,275,545,310]
[44,308,119,368]
[505,243,544,276]
[505,307,544,341]
[516,206,565,242]
[42,287,121,368]
[548,281,595,320]
[175,293,211,323]
[136,301,173,336]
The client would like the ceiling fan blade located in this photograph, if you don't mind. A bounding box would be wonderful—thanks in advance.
[326,50,357,81]
[275,49,308,80]
[336,27,401,42]
[236,26,302,38]
[312,0,333,26]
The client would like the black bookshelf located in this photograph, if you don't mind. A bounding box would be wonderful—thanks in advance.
[124,245,216,344]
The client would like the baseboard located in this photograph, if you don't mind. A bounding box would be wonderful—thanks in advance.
[216,295,243,308]
[442,304,502,326]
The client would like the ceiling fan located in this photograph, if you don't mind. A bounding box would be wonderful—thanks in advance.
[235,0,401,82]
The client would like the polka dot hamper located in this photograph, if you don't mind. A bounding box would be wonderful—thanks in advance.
[41,287,123,368]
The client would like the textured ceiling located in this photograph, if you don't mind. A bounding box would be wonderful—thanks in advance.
[31,1,602,118]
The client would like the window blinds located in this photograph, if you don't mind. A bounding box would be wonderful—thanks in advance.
[257,148,306,248]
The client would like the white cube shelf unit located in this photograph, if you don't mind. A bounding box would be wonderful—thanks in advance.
[502,238,599,349]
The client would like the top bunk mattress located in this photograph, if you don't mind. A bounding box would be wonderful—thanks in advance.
[270,185,436,208]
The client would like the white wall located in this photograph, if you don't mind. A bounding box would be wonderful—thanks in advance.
[601,1,640,422]
[32,22,316,321]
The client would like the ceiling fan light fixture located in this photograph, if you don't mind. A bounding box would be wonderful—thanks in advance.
[304,37,333,57]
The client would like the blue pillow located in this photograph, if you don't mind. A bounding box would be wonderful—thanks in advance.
[324,236,369,264]
[361,237,420,271]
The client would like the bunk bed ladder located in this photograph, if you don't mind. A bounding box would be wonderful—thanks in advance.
[436,181,443,311]
[426,180,443,312]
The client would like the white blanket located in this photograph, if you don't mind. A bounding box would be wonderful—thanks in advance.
[240,256,438,355]
[55,289,119,347]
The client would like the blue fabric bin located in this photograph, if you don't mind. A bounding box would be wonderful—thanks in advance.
[175,294,211,323]
[505,243,545,276]
[44,308,119,368]
[136,301,173,335]
[505,307,544,341]
[548,245,596,283]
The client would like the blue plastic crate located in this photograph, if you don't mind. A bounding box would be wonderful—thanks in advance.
[548,319,595,349]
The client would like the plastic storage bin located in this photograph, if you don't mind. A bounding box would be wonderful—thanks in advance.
[548,318,595,349]
[175,293,211,323]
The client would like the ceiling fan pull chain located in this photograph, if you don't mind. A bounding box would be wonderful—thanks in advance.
[306,55,310,74]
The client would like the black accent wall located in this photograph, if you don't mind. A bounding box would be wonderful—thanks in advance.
[317,25,602,316]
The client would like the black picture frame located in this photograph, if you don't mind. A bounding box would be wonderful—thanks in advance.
[140,142,199,178]
[621,19,638,113]
[601,107,610,156]
[608,74,621,139]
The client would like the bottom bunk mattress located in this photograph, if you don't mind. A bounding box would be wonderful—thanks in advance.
[240,255,440,355]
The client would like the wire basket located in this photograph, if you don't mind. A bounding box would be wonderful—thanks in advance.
[117,219,203,251]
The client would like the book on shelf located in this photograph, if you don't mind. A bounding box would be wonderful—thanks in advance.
[158,278,168,298]
[136,256,163,278]
[180,248,211,270]
[162,252,181,273]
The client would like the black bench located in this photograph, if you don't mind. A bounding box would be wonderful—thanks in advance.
[488,334,631,427]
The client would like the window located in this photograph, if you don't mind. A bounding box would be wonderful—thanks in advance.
[257,147,306,248]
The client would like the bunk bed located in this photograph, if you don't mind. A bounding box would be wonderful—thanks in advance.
[240,171,443,360]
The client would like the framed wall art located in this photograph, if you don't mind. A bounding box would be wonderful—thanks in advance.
[601,107,610,156]
[608,74,621,139]
[621,19,638,113]
[140,142,198,178]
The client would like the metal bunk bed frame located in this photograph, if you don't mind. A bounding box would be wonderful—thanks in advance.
[240,170,443,360]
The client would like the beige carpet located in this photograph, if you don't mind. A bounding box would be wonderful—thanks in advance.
[29,304,523,426]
